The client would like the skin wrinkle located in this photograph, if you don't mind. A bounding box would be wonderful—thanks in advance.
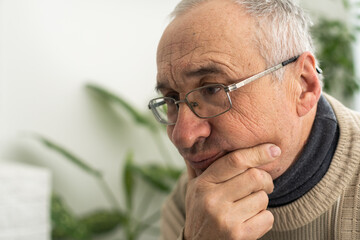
[165,45,204,63]
[157,58,238,94]
[230,94,267,141]
[156,26,195,55]
[157,34,215,61]
[157,14,258,93]
[155,2,324,239]
[206,59,243,82]
[156,0,319,181]
[188,30,202,65]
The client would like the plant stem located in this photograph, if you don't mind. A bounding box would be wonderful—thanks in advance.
[98,177,122,211]
[135,210,161,236]
[135,187,155,218]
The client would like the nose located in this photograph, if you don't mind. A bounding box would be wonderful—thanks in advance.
[168,103,211,149]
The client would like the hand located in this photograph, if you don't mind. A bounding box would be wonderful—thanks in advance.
[183,144,280,240]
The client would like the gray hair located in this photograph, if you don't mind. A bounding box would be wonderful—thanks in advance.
[170,0,320,82]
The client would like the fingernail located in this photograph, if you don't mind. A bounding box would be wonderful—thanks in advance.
[269,145,281,158]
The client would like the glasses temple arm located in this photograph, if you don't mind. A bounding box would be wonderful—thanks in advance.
[227,56,302,92]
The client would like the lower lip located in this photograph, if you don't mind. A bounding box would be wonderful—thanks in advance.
[188,152,225,170]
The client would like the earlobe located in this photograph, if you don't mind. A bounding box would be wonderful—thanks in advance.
[295,52,322,117]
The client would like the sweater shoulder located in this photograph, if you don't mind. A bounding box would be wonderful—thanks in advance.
[325,94,360,132]
[160,171,188,240]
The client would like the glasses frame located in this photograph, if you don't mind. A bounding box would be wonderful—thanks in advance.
[149,55,301,125]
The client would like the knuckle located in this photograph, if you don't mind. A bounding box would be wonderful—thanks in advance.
[227,151,244,169]
[247,169,274,193]
[202,192,218,212]
[247,168,263,183]
[268,181,275,193]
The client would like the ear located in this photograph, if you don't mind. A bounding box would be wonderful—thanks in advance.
[295,52,322,117]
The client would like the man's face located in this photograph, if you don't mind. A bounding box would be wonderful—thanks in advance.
[156,0,299,178]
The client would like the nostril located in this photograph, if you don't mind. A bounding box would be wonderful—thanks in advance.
[170,111,211,150]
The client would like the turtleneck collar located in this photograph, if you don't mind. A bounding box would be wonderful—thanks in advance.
[268,95,339,207]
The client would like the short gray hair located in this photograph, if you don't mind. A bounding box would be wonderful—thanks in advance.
[170,0,320,81]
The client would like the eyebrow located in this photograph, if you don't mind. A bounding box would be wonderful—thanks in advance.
[155,63,224,92]
[184,64,223,78]
[155,82,169,92]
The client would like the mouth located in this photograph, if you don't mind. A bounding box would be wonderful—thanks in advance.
[186,151,227,174]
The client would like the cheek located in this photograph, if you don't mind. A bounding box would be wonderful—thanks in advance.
[231,99,271,133]
[211,110,266,148]
[223,90,284,145]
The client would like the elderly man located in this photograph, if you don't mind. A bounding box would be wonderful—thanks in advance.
[148,0,360,239]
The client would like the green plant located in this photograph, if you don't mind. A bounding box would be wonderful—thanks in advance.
[311,0,360,99]
[312,18,359,98]
[34,84,183,240]
[34,2,360,239]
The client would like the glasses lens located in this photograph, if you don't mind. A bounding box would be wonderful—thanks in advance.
[149,85,231,124]
[186,84,231,118]
[149,97,177,124]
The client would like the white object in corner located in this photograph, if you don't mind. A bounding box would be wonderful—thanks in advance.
[0,161,51,240]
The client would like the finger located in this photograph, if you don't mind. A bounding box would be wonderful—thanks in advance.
[239,209,274,239]
[218,168,274,203]
[231,190,269,223]
[203,143,281,183]
[186,161,197,180]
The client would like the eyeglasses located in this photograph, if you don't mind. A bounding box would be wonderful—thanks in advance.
[148,56,300,125]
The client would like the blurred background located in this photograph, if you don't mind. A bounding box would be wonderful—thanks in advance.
[0,0,359,240]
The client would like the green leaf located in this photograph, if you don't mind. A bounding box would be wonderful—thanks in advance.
[341,0,350,9]
[311,17,359,97]
[132,164,183,193]
[51,194,91,240]
[86,83,159,133]
[34,134,102,178]
[80,210,125,235]
[123,151,135,211]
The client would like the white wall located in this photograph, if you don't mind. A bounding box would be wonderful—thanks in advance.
[0,1,182,238]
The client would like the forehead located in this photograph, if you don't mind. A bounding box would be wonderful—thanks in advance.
[156,0,260,90]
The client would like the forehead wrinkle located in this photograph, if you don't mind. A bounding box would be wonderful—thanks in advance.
[156,57,242,93]
[184,62,223,78]
[157,62,180,93]
[157,29,195,55]
[157,28,206,65]
[158,42,203,65]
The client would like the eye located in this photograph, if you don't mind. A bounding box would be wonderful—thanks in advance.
[200,85,222,96]
[164,92,179,100]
